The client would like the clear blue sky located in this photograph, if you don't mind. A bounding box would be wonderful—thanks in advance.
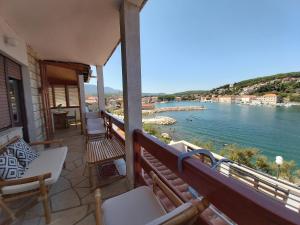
[91,0,300,94]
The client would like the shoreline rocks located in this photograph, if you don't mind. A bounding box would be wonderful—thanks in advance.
[143,116,176,125]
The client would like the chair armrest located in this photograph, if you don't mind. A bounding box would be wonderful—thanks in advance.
[0,172,51,187]
[30,139,64,147]
[94,188,103,225]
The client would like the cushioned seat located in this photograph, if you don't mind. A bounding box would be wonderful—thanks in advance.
[87,118,106,135]
[102,186,166,225]
[2,147,67,195]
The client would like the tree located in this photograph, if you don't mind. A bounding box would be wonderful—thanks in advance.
[220,144,259,168]
[191,140,216,152]
[274,160,298,182]
[255,155,272,173]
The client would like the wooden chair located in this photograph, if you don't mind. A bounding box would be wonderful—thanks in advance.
[66,109,77,128]
[94,171,210,225]
[85,118,107,142]
[0,138,67,225]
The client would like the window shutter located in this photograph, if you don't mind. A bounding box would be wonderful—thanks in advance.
[68,86,79,106]
[0,55,12,129]
[54,86,66,107]
[5,58,21,80]
[48,87,54,108]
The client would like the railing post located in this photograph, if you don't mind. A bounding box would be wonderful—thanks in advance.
[134,132,141,187]
[108,116,112,139]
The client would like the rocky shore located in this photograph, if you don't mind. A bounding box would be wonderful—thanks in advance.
[142,116,176,125]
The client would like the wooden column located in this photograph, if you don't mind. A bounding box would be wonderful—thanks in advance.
[78,75,86,134]
[120,0,142,189]
[96,65,105,112]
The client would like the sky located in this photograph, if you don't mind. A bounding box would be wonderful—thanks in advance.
[90,0,300,94]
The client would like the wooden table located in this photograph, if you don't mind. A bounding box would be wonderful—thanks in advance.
[86,138,125,189]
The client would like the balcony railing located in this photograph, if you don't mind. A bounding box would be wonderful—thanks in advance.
[102,111,300,225]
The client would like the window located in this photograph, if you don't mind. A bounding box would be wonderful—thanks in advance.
[68,86,79,106]
[49,85,79,108]
[54,86,66,107]
[48,87,54,108]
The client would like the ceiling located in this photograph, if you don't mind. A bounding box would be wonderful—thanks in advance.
[47,65,77,85]
[0,0,145,66]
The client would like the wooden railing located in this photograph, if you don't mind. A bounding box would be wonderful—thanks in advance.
[102,111,300,225]
[102,111,125,144]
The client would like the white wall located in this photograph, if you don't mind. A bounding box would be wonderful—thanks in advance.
[0,16,28,65]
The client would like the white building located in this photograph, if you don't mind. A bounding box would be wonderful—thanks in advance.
[255,94,281,105]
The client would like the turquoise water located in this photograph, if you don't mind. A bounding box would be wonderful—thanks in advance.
[155,101,300,166]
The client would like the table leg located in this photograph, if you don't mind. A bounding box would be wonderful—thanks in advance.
[89,164,94,189]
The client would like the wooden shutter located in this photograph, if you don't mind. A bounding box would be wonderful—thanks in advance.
[68,86,79,106]
[54,86,66,107]
[0,55,12,129]
[48,86,54,108]
[5,58,21,80]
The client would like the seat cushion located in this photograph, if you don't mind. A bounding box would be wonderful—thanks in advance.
[102,186,166,225]
[1,146,67,195]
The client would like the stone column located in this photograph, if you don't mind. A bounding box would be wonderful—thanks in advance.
[21,66,36,142]
[120,0,142,189]
[96,65,105,112]
[78,75,86,134]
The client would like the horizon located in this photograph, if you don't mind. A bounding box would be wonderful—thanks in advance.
[89,0,300,93]
[87,70,300,94]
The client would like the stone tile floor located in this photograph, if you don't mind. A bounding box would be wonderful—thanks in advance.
[9,127,129,225]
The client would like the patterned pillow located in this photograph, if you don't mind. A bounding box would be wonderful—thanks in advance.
[7,138,39,168]
[0,153,25,179]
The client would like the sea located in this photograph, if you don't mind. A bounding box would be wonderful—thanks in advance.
[155,101,300,166]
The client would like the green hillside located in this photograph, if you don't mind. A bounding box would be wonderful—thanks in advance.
[210,72,300,100]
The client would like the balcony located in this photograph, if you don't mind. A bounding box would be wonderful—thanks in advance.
[0,0,299,224]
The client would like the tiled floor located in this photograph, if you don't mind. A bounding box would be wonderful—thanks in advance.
[9,127,129,225]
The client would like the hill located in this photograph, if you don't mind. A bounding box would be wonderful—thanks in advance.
[174,90,208,96]
[209,72,300,100]
[84,84,122,96]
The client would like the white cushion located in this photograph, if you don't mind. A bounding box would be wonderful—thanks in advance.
[1,147,67,195]
[87,118,106,135]
[102,186,166,225]
[146,202,193,225]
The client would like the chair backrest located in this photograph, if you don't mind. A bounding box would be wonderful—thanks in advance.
[67,109,77,117]
[85,111,100,119]
[0,136,20,155]
[148,171,210,225]
[86,118,105,131]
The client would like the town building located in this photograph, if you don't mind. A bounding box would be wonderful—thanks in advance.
[256,93,281,105]
[218,95,235,103]
[235,95,256,104]
[175,96,182,101]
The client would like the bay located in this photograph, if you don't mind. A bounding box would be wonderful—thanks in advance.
[155,101,300,166]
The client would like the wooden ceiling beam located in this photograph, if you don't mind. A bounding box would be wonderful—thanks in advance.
[41,60,91,82]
